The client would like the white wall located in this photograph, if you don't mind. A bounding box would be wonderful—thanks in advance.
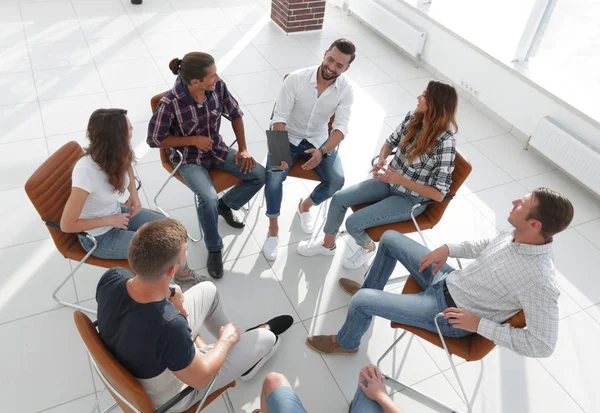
[353,0,600,149]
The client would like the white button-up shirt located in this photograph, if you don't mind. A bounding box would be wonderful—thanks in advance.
[446,232,559,358]
[271,66,354,148]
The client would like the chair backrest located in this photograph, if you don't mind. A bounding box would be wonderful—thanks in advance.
[25,141,84,257]
[74,311,155,413]
[422,150,471,226]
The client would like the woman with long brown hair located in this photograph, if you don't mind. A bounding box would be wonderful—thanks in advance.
[61,109,203,289]
[298,80,458,270]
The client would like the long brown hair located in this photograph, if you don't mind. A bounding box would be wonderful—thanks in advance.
[85,108,133,193]
[401,81,458,162]
[169,52,215,84]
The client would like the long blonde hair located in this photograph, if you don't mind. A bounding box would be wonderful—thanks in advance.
[401,81,458,162]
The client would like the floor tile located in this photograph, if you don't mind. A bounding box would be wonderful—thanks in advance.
[35,65,105,100]
[455,103,508,143]
[40,93,110,136]
[238,20,301,47]
[322,15,372,36]
[442,347,584,413]
[390,372,466,413]
[370,53,432,82]
[351,30,401,58]
[0,102,45,144]
[473,133,555,180]
[552,228,600,309]
[135,160,195,211]
[130,120,160,164]
[0,186,52,248]
[141,30,202,58]
[227,322,350,412]
[119,0,174,14]
[0,4,22,24]
[574,217,600,250]
[464,181,529,231]
[46,130,87,154]
[128,11,188,35]
[191,25,246,52]
[399,76,435,98]
[177,7,230,31]
[0,238,75,324]
[96,58,165,92]
[23,19,85,44]
[245,100,276,130]
[72,0,126,19]
[107,84,169,124]
[79,15,137,39]
[222,2,269,26]
[0,307,96,412]
[218,44,275,76]
[519,169,600,227]
[456,143,514,195]
[29,39,94,70]
[538,311,600,413]
[220,108,266,145]
[0,71,37,105]
[20,1,77,22]
[226,70,283,105]
[361,82,418,118]
[255,43,319,70]
[0,137,48,190]
[41,394,99,413]
[88,35,151,63]
[0,45,31,73]
[0,22,25,48]
[345,56,395,88]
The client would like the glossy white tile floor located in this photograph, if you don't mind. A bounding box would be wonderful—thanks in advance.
[1,1,599,412]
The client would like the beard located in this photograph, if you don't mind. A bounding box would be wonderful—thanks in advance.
[320,64,339,81]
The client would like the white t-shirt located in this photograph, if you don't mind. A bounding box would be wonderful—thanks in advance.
[71,155,129,237]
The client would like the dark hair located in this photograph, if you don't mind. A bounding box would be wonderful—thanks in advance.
[85,108,133,193]
[328,38,356,64]
[169,52,215,84]
[128,219,188,282]
[528,187,574,241]
[402,80,458,162]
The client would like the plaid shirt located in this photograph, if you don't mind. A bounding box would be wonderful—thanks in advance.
[446,232,559,358]
[147,75,243,167]
[386,111,456,197]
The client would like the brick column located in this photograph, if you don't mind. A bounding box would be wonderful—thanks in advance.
[271,0,326,33]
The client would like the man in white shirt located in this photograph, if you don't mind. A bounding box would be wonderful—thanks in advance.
[262,38,356,261]
[306,188,574,358]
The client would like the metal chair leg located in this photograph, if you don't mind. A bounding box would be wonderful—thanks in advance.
[377,328,464,412]
[99,402,118,413]
[89,387,105,413]
[223,390,235,413]
[193,376,219,413]
[54,234,98,315]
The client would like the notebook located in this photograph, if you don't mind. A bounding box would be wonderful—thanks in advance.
[266,130,293,167]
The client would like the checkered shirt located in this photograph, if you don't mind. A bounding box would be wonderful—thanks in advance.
[386,111,456,196]
[147,75,243,167]
[446,232,559,358]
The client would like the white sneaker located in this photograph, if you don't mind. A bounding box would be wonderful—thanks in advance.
[240,336,280,382]
[297,199,315,234]
[297,237,336,257]
[343,246,376,270]
[263,236,279,261]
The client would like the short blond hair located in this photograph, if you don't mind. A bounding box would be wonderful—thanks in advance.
[128,218,187,282]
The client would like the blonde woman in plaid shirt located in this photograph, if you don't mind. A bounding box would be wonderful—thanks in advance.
[298,81,458,270]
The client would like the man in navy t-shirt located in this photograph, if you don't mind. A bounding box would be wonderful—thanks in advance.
[96,218,291,412]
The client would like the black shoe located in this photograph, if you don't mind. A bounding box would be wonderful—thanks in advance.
[207,251,223,279]
[246,315,294,336]
[218,198,245,229]
[131,0,142,4]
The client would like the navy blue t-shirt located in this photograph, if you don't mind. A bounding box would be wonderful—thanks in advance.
[96,268,196,379]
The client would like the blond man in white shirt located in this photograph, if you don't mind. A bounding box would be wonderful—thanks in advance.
[263,39,356,261]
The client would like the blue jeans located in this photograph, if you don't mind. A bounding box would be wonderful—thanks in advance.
[78,205,164,260]
[264,139,344,218]
[178,148,266,252]
[337,231,472,351]
[265,383,387,413]
[323,179,427,247]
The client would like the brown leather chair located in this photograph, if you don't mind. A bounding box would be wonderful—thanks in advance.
[378,276,526,412]
[150,92,244,242]
[74,311,236,413]
[24,141,130,315]
[351,150,472,245]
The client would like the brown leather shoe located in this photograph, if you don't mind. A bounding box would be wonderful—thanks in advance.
[306,335,358,355]
[338,278,361,296]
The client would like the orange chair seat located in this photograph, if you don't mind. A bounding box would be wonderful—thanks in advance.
[288,156,321,182]
[63,241,129,269]
[351,203,434,241]
[391,277,526,362]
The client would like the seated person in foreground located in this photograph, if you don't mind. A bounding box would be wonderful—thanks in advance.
[147,52,266,279]
[61,108,202,290]
[96,219,293,412]
[297,81,458,270]
[307,188,574,358]
[262,38,356,261]
[251,365,405,413]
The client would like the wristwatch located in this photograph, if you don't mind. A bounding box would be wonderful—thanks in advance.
[319,147,329,158]
[169,284,176,298]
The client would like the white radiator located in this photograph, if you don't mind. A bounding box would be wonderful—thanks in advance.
[349,0,426,64]
[528,117,600,195]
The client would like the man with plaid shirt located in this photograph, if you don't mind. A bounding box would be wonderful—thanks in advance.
[306,188,574,358]
[147,52,266,279]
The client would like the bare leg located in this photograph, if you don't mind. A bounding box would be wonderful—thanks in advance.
[323,233,336,248]
[261,372,292,413]
[299,197,313,213]
[268,217,279,237]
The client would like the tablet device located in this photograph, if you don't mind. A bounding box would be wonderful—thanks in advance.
[266,130,293,166]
